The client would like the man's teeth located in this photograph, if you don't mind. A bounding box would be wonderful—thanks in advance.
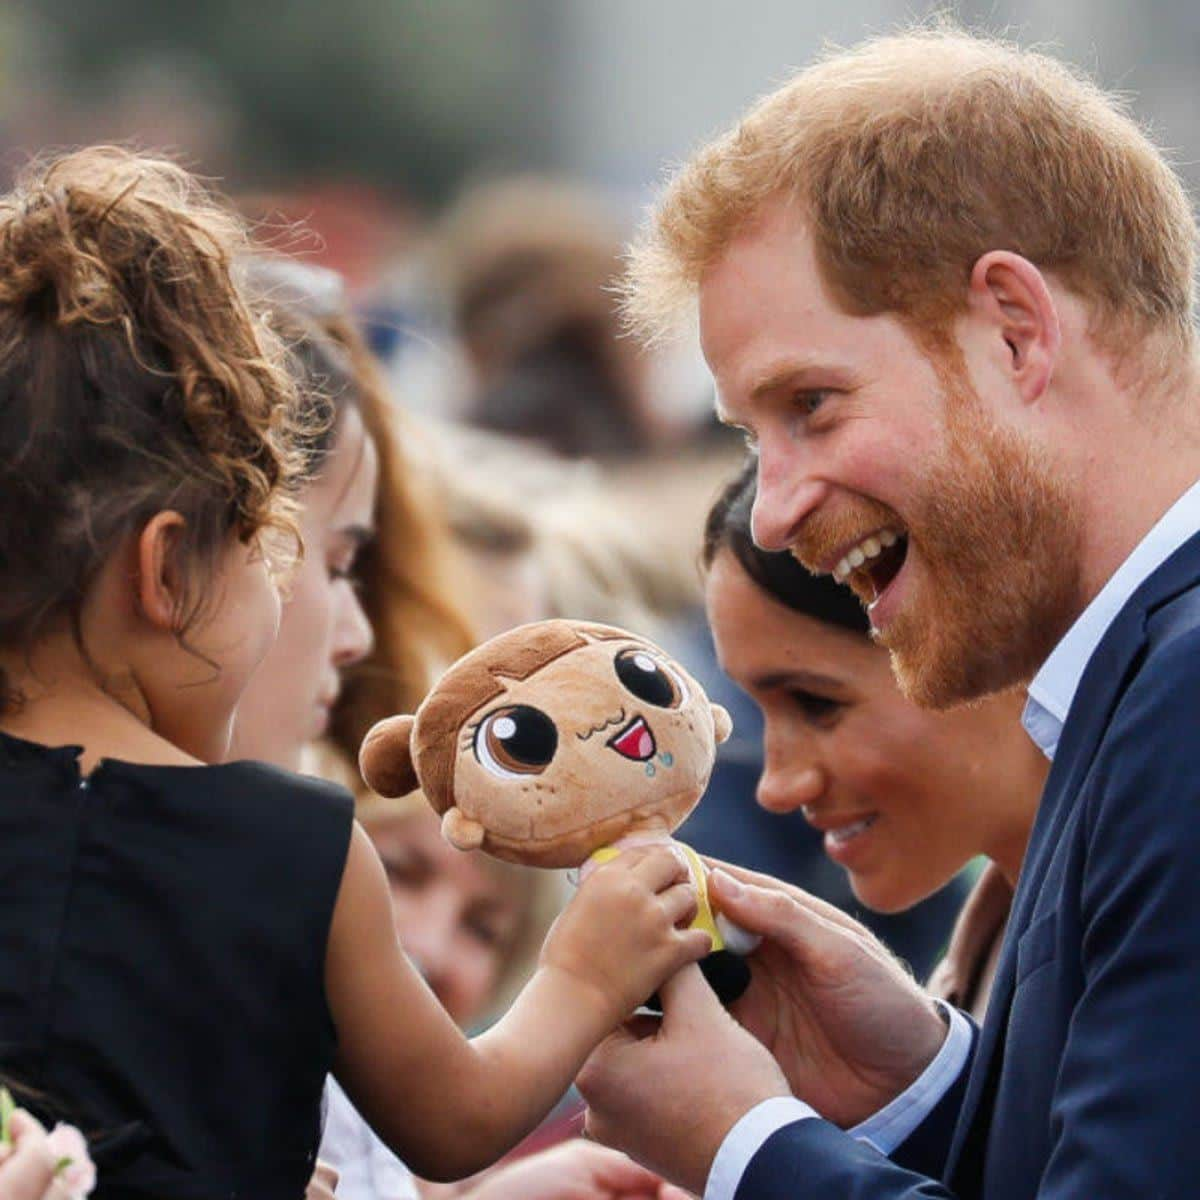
[826,816,877,846]
[833,529,899,583]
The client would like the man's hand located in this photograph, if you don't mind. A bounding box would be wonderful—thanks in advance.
[708,862,947,1127]
[577,965,791,1196]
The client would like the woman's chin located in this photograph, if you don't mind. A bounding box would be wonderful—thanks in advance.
[849,874,928,916]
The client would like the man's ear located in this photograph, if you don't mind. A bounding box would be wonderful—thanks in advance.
[135,511,188,632]
[359,715,419,797]
[967,251,1061,405]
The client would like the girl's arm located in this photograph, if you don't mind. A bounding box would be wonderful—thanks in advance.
[325,822,709,1181]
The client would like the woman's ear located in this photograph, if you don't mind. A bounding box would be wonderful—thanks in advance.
[135,511,188,631]
[442,807,485,851]
[711,703,733,745]
[359,715,418,797]
[967,251,1061,406]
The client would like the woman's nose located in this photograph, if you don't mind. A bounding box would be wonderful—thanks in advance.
[333,589,375,669]
[756,761,828,815]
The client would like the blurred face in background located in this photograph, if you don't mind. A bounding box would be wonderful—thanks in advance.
[231,407,378,769]
[365,806,532,1027]
[705,547,1038,912]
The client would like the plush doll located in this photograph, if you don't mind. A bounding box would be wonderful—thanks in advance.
[359,618,757,1007]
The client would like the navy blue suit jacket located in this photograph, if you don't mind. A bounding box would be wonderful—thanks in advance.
[738,532,1200,1199]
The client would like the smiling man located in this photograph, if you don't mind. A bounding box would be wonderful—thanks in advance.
[576,26,1200,1200]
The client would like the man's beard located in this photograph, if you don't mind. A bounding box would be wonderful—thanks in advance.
[792,395,1081,710]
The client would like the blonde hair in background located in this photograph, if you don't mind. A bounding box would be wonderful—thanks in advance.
[625,25,1197,370]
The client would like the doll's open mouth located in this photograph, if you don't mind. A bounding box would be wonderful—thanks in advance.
[607,715,656,761]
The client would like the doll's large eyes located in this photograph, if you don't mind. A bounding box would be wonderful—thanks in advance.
[473,705,558,779]
[614,648,687,709]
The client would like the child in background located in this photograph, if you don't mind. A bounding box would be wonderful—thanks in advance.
[0,148,710,1200]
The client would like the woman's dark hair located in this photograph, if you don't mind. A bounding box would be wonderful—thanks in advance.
[0,147,306,712]
[702,457,871,636]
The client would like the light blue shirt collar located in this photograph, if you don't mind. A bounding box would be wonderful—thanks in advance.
[1023,476,1200,760]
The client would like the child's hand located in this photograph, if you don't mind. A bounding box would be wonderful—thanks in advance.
[541,846,710,1019]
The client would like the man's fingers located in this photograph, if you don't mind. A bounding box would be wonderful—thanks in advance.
[706,858,860,931]
[708,868,833,951]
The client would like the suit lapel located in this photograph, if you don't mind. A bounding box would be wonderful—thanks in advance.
[945,530,1200,1189]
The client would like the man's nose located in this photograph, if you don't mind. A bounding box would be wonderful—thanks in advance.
[751,447,826,552]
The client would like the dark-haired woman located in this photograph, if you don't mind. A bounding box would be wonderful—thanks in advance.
[702,460,1046,1016]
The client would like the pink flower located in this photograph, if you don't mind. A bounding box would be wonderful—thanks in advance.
[44,1123,96,1199]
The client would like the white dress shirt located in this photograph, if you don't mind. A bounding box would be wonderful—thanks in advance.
[706,475,1200,1200]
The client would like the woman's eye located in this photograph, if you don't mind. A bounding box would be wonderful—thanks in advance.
[613,648,686,709]
[474,705,558,778]
[789,691,843,724]
[797,390,830,415]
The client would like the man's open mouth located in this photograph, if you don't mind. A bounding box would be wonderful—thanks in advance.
[607,715,657,761]
[830,526,909,605]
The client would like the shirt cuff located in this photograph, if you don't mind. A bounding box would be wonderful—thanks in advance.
[703,1096,819,1200]
[849,1000,972,1154]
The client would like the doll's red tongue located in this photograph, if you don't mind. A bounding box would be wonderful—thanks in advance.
[608,716,656,761]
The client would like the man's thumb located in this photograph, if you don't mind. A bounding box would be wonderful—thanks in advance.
[710,868,820,953]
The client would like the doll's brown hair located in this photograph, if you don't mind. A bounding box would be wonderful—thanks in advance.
[416,620,632,813]
[0,147,305,712]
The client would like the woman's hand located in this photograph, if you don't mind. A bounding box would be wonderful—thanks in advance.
[540,846,711,1021]
[708,861,947,1127]
[455,1139,692,1199]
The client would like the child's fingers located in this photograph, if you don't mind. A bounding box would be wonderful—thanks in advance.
[658,881,699,928]
[622,846,690,893]
[673,927,714,964]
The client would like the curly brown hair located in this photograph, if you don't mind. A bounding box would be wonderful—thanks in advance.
[0,147,307,711]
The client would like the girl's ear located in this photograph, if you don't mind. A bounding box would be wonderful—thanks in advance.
[135,511,188,631]
[711,703,733,744]
[359,715,419,797]
[442,807,485,851]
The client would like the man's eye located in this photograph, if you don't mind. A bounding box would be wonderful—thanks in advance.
[796,390,830,415]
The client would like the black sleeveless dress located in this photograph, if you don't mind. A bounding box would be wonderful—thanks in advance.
[0,730,354,1199]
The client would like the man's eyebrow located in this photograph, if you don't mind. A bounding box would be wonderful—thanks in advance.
[748,358,830,401]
